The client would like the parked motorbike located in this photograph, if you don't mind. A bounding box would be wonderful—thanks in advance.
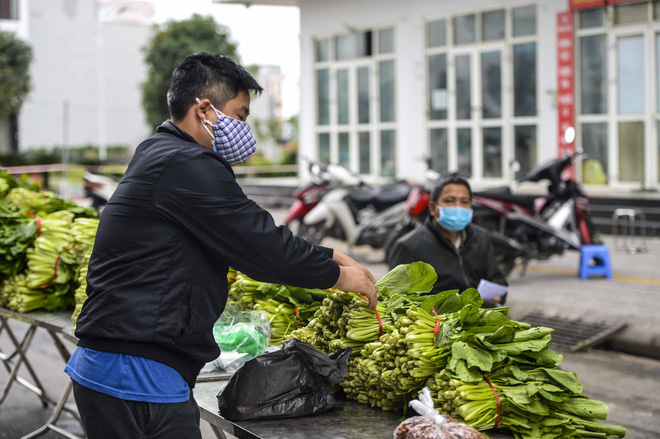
[83,172,119,213]
[283,160,361,236]
[300,172,413,249]
[471,147,599,276]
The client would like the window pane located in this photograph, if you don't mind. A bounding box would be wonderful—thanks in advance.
[658,122,660,183]
[429,54,448,120]
[428,19,447,47]
[655,1,660,20]
[381,130,396,177]
[481,51,502,119]
[318,133,330,164]
[581,123,608,184]
[580,35,607,114]
[356,31,373,57]
[482,9,505,41]
[618,36,645,114]
[483,127,502,178]
[430,129,448,175]
[514,125,537,179]
[335,34,355,60]
[457,128,472,177]
[513,43,537,116]
[337,69,350,125]
[513,5,536,37]
[338,132,350,168]
[315,39,330,62]
[580,8,605,28]
[618,122,644,182]
[379,60,396,122]
[615,2,648,25]
[456,55,471,120]
[317,69,330,125]
[379,28,394,53]
[357,67,370,124]
[454,14,476,45]
[359,132,371,174]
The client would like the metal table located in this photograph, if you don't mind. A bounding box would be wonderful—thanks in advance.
[193,379,514,439]
[0,307,82,439]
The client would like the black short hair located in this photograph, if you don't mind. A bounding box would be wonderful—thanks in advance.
[431,173,473,202]
[167,52,263,121]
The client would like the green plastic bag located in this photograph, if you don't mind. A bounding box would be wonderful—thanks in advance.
[209,302,271,372]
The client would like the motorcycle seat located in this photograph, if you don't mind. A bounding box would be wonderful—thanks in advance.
[473,189,537,214]
[346,183,411,212]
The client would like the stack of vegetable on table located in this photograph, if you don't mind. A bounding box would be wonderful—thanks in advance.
[228,262,626,439]
[0,171,98,320]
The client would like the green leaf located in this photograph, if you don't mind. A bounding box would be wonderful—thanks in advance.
[420,289,458,314]
[544,369,583,394]
[375,262,437,297]
[451,341,493,371]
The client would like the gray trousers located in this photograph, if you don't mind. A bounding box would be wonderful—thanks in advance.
[71,380,202,439]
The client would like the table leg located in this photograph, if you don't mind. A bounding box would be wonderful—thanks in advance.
[0,318,49,407]
[21,379,83,439]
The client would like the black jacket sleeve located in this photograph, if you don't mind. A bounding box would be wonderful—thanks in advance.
[154,152,340,289]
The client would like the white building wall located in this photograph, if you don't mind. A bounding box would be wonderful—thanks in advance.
[17,0,151,152]
[298,0,567,186]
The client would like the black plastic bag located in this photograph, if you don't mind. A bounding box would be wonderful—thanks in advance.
[217,338,351,421]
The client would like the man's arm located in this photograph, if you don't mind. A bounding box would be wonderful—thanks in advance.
[155,153,376,305]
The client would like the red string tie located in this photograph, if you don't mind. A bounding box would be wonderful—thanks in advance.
[25,211,42,237]
[357,293,382,337]
[38,253,61,289]
[431,307,441,335]
[483,375,502,429]
[294,307,300,328]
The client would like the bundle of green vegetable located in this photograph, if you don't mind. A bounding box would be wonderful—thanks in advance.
[227,271,329,345]
[71,251,90,328]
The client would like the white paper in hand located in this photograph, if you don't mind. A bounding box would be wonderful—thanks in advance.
[477,279,509,301]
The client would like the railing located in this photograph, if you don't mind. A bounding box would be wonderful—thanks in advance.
[232,164,299,178]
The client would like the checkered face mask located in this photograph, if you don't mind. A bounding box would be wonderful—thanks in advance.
[196,98,257,165]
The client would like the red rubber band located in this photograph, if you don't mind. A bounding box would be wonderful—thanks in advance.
[483,376,501,429]
[25,211,42,237]
[38,253,61,289]
[357,293,383,337]
[294,307,300,328]
[228,274,237,279]
[431,308,441,335]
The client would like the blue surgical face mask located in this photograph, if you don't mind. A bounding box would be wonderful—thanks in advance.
[196,97,257,165]
[437,207,473,231]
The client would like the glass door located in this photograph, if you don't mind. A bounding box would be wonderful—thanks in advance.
[446,44,506,182]
[615,32,646,185]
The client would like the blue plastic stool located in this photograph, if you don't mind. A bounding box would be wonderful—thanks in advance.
[579,244,612,280]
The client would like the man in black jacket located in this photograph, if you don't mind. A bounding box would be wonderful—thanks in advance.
[388,173,507,306]
[65,53,377,438]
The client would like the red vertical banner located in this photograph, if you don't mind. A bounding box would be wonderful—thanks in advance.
[557,11,575,166]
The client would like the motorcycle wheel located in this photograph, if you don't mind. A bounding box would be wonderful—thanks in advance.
[298,221,328,245]
[384,223,418,268]
[495,253,517,278]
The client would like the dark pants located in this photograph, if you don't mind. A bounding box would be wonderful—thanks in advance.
[71,381,202,439]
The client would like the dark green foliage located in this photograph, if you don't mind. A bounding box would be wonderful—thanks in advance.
[141,14,240,130]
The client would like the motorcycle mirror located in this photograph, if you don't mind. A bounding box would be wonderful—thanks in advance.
[563,126,576,144]
[509,160,521,173]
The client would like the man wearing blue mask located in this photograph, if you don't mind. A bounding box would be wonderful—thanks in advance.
[65,52,377,438]
[388,173,507,306]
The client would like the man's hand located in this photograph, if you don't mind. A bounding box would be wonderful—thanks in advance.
[333,266,378,311]
[333,251,376,283]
